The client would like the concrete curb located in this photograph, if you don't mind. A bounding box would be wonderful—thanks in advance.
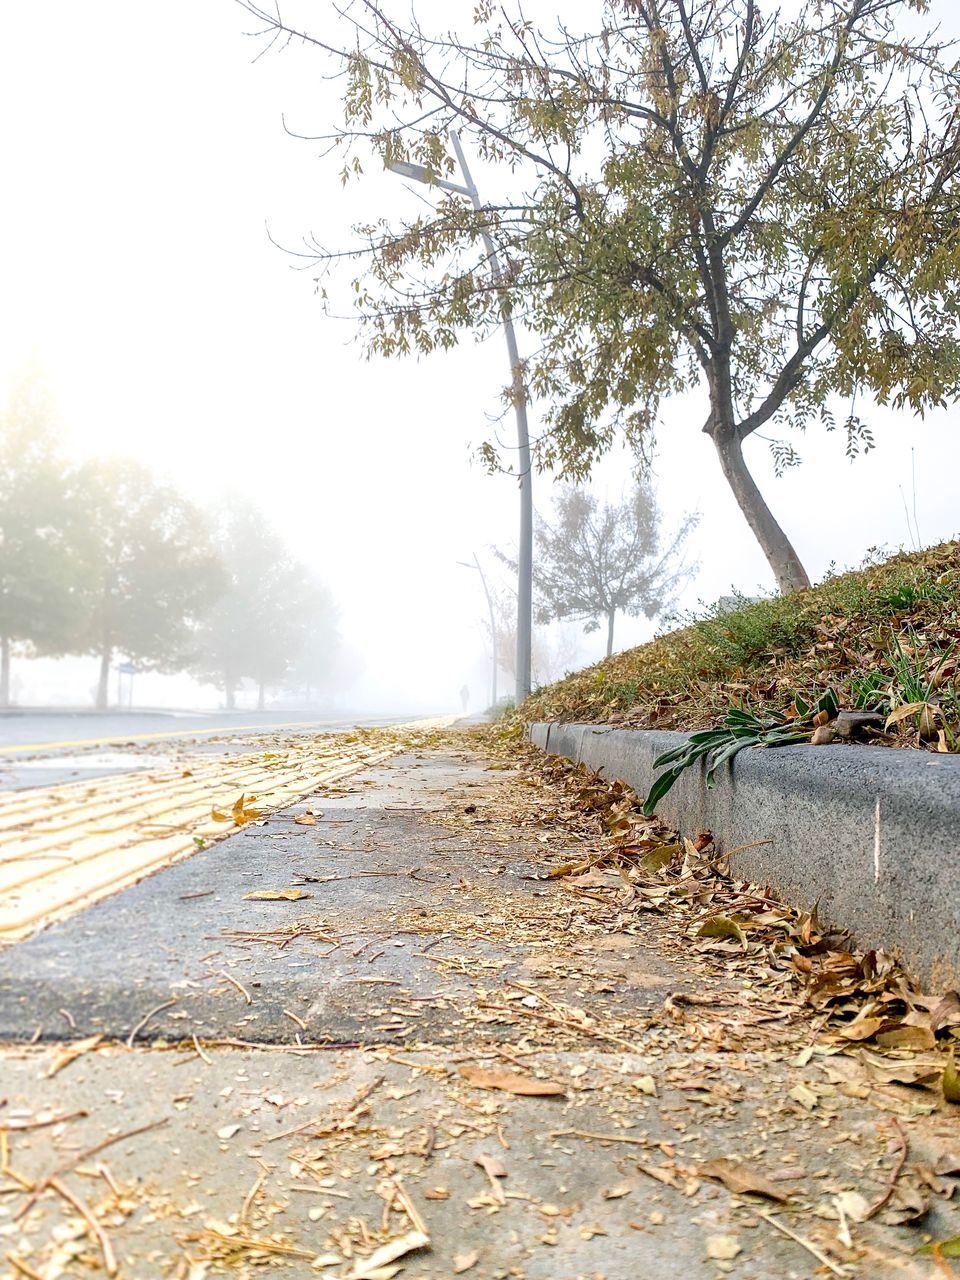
[529,722,960,989]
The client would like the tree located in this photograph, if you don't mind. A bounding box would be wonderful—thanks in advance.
[0,366,80,705]
[72,459,224,708]
[285,586,346,703]
[500,481,696,656]
[193,500,334,709]
[243,0,960,592]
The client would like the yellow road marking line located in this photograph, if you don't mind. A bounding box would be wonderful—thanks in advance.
[0,716,455,942]
[0,718,371,756]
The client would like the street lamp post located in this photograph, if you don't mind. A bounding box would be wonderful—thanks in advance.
[458,556,497,709]
[388,134,533,703]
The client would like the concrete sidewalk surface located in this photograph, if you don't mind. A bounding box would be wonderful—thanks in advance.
[0,738,957,1278]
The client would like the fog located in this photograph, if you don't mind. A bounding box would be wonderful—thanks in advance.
[1,2,958,715]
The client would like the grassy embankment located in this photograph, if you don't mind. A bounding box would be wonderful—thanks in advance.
[514,540,960,751]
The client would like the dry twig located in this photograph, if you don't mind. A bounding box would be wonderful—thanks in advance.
[49,1177,118,1276]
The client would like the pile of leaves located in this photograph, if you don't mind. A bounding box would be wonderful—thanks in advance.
[503,743,960,1113]
[512,540,960,751]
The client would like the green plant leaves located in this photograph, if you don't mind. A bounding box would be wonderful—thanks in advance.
[642,705,813,815]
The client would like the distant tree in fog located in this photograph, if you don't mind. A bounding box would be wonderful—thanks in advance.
[501,481,697,658]
[0,366,81,706]
[72,459,224,708]
[284,583,344,704]
[193,500,339,709]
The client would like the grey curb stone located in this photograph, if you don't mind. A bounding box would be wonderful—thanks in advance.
[529,722,960,989]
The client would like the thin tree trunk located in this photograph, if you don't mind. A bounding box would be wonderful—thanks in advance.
[0,636,10,708]
[606,609,616,657]
[713,432,811,593]
[96,649,111,710]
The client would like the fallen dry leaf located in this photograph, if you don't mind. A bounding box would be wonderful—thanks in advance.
[881,1183,928,1226]
[458,1065,565,1097]
[474,1153,508,1180]
[858,1050,943,1088]
[932,992,960,1034]
[601,1183,632,1200]
[578,1223,608,1240]
[346,1230,430,1279]
[243,889,312,902]
[787,1083,818,1110]
[697,915,746,946]
[705,1234,741,1261]
[698,1157,791,1203]
[637,1162,683,1190]
[453,1251,479,1273]
[833,1190,871,1223]
[47,1034,104,1078]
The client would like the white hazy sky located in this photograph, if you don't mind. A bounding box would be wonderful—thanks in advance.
[1,2,958,711]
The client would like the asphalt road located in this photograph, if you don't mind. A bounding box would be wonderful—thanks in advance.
[0,709,415,754]
[0,708,428,791]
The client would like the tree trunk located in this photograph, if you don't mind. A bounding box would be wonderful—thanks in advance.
[606,609,616,657]
[225,680,236,711]
[257,682,265,711]
[96,649,111,710]
[712,432,811,593]
[0,636,10,708]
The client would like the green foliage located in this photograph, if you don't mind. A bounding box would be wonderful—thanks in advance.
[886,630,954,708]
[70,458,226,706]
[499,480,697,656]
[642,701,829,816]
[849,670,888,712]
[686,593,813,673]
[247,0,960,589]
[0,365,83,696]
[191,499,339,707]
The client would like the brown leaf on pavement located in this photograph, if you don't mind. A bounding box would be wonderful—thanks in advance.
[706,1234,742,1261]
[931,992,960,1034]
[636,1161,683,1190]
[698,1157,792,1203]
[858,1049,943,1087]
[458,1065,565,1096]
[474,1153,508,1179]
[453,1250,480,1273]
[243,889,312,901]
[346,1229,430,1279]
[47,1034,104,1078]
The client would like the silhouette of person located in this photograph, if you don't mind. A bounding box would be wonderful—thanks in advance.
[459,684,470,712]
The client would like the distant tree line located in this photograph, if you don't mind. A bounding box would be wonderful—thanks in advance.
[0,366,342,709]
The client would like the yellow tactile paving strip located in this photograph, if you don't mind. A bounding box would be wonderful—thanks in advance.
[0,717,454,943]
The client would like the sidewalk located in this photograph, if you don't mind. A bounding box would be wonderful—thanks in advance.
[0,738,957,1277]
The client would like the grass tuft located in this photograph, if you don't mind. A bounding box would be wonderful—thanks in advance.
[513,540,960,751]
